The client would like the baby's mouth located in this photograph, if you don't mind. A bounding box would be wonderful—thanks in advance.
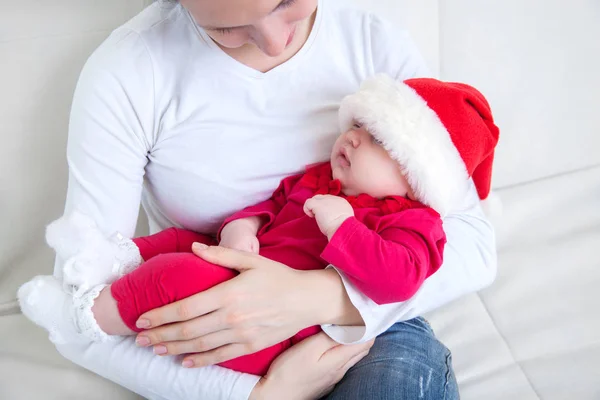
[339,147,351,167]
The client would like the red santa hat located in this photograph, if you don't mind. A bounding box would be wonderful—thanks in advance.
[339,74,500,217]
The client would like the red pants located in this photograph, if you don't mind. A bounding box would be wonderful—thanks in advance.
[110,227,320,376]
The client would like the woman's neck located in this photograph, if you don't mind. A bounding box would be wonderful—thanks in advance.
[217,10,317,73]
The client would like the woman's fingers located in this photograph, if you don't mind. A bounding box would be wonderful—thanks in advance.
[136,285,226,329]
[183,343,254,368]
[192,244,264,271]
[301,331,343,355]
[136,310,227,347]
[255,333,373,400]
[152,328,237,356]
[320,338,375,370]
[340,349,369,371]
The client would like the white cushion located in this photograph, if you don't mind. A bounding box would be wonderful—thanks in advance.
[438,0,600,188]
[427,165,600,399]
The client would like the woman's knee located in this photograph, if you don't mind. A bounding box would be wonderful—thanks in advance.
[325,319,459,400]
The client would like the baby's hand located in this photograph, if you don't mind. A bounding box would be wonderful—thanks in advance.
[303,195,354,240]
[220,219,260,254]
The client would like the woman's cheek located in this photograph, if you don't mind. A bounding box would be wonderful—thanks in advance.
[287,0,318,23]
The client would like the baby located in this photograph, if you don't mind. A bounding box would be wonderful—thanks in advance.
[18,75,499,376]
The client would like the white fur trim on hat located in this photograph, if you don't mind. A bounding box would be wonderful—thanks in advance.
[338,74,469,216]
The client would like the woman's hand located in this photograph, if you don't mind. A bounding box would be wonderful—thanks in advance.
[134,245,362,368]
[251,333,375,400]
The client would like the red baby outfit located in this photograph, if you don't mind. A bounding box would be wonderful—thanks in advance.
[110,163,446,375]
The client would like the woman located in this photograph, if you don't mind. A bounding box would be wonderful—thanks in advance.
[53,0,496,398]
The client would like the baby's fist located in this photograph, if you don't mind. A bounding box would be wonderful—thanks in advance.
[303,195,354,240]
[220,220,260,253]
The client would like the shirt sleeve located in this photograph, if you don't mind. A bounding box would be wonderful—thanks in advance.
[320,209,445,305]
[53,339,259,400]
[53,28,259,400]
[322,180,497,344]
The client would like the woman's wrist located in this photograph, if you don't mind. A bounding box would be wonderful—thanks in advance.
[249,378,289,400]
[303,269,364,327]
[248,378,267,400]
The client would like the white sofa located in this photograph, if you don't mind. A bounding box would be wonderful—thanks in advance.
[1,1,599,399]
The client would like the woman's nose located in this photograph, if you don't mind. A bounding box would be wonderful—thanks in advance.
[253,18,288,57]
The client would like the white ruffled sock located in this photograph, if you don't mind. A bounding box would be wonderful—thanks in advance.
[46,211,143,293]
[18,276,117,344]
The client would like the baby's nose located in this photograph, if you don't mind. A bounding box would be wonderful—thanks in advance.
[347,130,361,148]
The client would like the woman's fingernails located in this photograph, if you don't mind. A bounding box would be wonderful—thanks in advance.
[136,319,151,329]
[192,242,208,251]
[182,359,194,368]
[136,336,150,347]
[154,345,167,355]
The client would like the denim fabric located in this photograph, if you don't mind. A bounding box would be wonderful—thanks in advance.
[324,317,459,400]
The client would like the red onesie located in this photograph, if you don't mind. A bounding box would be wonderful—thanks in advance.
[110,163,446,375]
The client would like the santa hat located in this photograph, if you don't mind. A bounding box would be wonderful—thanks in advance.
[339,74,500,217]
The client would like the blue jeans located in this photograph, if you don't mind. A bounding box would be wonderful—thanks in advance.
[324,317,459,400]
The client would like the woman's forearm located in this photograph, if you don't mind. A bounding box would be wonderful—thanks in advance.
[53,337,260,400]
[306,268,364,326]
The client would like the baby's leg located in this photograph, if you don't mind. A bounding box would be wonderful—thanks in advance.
[110,253,237,332]
[213,326,323,375]
[46,210,214,292]
[92,228,220,336]
[20,253,237,344]
[133,228,216,262]
[291,325,322,344]
[217,326,322,375]
[20,252,296,375]
[108,253,295,375]
[219,341,291,376]
[91,286,135,336]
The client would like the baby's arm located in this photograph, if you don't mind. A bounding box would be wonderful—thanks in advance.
[304,195,445,305]
[303,195,355,240]
[219,216,263,253]
[217,174,303,252]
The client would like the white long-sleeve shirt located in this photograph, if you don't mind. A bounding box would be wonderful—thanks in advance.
[54,1,497,399]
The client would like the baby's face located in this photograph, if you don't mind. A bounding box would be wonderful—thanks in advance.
[331,123,414,199]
